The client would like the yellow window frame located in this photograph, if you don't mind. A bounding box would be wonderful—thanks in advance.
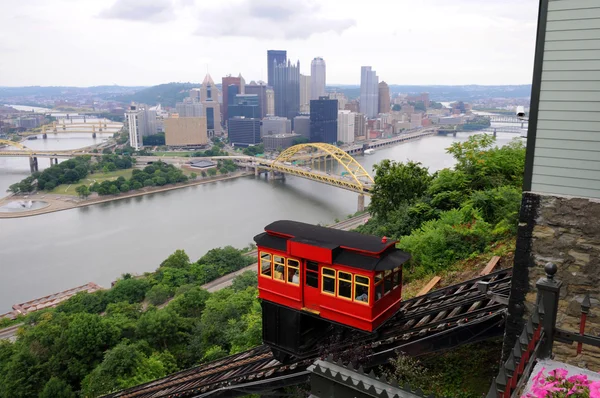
[287,259,300,285]
[337,271,353,301]
[259,252,272,278]
[321,267,336,296]
[273,255,286,283]
[354,275,370,305]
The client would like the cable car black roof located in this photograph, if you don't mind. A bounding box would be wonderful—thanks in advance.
[254,220,412,272]
[263,220,396,254]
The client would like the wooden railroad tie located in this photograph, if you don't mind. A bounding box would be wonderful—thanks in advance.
[417,276,441,296]
[479,256,501,276]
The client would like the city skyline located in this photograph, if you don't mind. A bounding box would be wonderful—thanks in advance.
[0,0,539,87]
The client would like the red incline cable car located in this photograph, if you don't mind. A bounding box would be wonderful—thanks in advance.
[254,220,410,361]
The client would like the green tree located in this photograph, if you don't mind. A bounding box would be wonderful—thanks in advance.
[39,377,76,398]
[369,160,432,218]
[160,249,190,269]
[109,185,119,195]
[145,284,172,306]
[231,271,257,291]
[190,172,197,180]
[136,308,183,350]
[207,168,217,177]
[75,185,91,199]
[170,287,210,318]
[106,278,151,304]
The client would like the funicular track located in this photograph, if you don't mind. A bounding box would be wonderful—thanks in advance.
[105,268,512,398]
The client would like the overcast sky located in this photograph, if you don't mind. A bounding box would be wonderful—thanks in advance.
[0,0,540,87]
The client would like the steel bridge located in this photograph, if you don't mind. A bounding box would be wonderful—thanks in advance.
[213,143,375,211]
[0,139,98,171]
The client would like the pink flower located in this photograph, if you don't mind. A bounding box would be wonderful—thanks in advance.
[532,368,547,386]
[567,374,589,386]
[548,368,568,381]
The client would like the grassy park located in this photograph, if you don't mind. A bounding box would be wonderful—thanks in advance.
[49,169,133,195]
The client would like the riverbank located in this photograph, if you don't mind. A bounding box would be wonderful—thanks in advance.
[0,171,253,219]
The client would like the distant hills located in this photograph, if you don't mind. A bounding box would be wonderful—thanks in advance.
[329,85,532,101]
[0,83,531,108]
[111,83,199,107]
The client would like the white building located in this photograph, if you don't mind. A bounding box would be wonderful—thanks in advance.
[266,87,275,116]
[261,116,292,136]
[328,92,347,110]
[125,104,158,150]
[176,102,203,118]
[311,57,326,100]
[360,66,379,118]
[300,74,311,113]
[337,110,355,144]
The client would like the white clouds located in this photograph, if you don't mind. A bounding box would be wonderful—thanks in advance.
[194,0,356,39]
[0,0,540,86]
[99,0,175,22]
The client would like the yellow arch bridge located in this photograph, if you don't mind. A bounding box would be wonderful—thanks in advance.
[223,143,375,211]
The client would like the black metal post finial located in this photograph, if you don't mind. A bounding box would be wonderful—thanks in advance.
[545,262,558,280]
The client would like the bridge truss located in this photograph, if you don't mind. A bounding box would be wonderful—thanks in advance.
[271,143,374,194]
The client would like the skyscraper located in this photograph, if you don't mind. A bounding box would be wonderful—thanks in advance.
[266,87,275,116]
[125,104,158,150]
[222,75,243,125]
[337,110,355,144]
[300,74,311,113]
[201,74,221,136]
[378,81,391,114]
[273,60,300,120]
[245,83,269,119]
[311,57,326,100]
[310,97,338,144]
[267,50,287,87]
[360,66,379,118]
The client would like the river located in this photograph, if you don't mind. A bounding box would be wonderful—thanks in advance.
[0,131,518,312]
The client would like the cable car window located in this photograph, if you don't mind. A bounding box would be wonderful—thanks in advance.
[374,272,383,284]
[393,267,401,288]
[384,270,393,294]
[273,255,285,281]
[307,261,319,272]
[338,272,352,299]
[260,252,272,277]
[322,267,336,295]
[287,259,300,284]
[354,275,370,305]
[376,283,384,301]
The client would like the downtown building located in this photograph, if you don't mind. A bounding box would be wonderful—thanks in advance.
[378,81,391,114]
[300,74,311,113]
[125,104,158,149]
[267,50,287,87]
[310,57,326,100]
[273,60,301,121]
[228,94,261,119]
[337,110,355,144]
[200,74,222,137]
[245,82,269,119]
[164,116,208,147]
[360,66,379,118]
[175,101,203,118]
[310,97,338,144]
[228,117,261,147]
[222,74,245,125]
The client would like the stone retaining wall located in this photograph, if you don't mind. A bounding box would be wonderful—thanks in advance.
[505,193,600,369]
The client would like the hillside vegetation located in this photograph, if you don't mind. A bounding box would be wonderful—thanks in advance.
[114,83,199,107]
[0,134,526,397]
